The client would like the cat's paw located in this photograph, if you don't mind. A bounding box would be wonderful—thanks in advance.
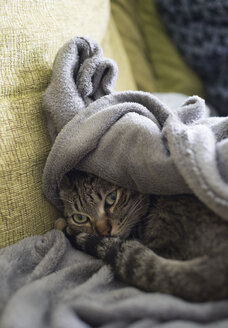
[68,232,104,255]
[67,232,122,262]
[54,218,67,231]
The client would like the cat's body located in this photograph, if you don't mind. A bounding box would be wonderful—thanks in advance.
[56,170,228,302]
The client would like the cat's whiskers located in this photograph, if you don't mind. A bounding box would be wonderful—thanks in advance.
[117,199,146,236]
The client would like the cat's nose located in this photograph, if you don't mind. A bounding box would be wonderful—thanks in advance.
[96,220,112,237]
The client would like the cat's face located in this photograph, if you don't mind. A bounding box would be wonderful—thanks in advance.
[59,171,150,239]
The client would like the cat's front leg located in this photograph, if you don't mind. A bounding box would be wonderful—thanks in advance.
[62,226,228,301]
[64,231,154,288]
[66,233,158,293]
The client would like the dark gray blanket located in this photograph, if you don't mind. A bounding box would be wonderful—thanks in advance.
[42,37,228,220]
[1,230,228,328]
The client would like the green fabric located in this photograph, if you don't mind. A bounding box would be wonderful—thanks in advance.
[1,0,134,248]
[112,0,205,96]
[111,0,156,92]
[102,15,137,91]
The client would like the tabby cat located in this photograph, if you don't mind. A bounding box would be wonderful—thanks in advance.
[55,170,228,302]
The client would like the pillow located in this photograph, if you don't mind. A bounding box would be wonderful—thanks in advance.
[111,0,204,96]
[0,0,136,248]
[102,16,137,91]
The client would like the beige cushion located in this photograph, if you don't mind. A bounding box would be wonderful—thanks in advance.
[102,16,137,91]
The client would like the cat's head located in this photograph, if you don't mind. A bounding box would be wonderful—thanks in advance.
[58,170,150,239]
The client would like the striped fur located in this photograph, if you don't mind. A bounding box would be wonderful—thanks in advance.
[58,170,228,302]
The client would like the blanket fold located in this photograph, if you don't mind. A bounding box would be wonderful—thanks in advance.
[42,37,228,220]
[1,231,228,328]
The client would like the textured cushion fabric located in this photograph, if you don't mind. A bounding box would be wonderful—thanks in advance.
[111,0,156,92]
[155,0,228,116]
[101,15,137,92]
[0,0,136,248]
[111,0,205,97]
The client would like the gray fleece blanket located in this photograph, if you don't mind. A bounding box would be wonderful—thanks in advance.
[1,230,228,328]
[42,37,228,220]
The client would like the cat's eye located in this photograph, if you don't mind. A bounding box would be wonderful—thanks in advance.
[72,214,89,224]
[105,191,117,206]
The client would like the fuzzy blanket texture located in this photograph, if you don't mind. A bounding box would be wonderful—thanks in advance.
[1,230,228,328]
[43,37,228,220]
[156,0,228,116]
